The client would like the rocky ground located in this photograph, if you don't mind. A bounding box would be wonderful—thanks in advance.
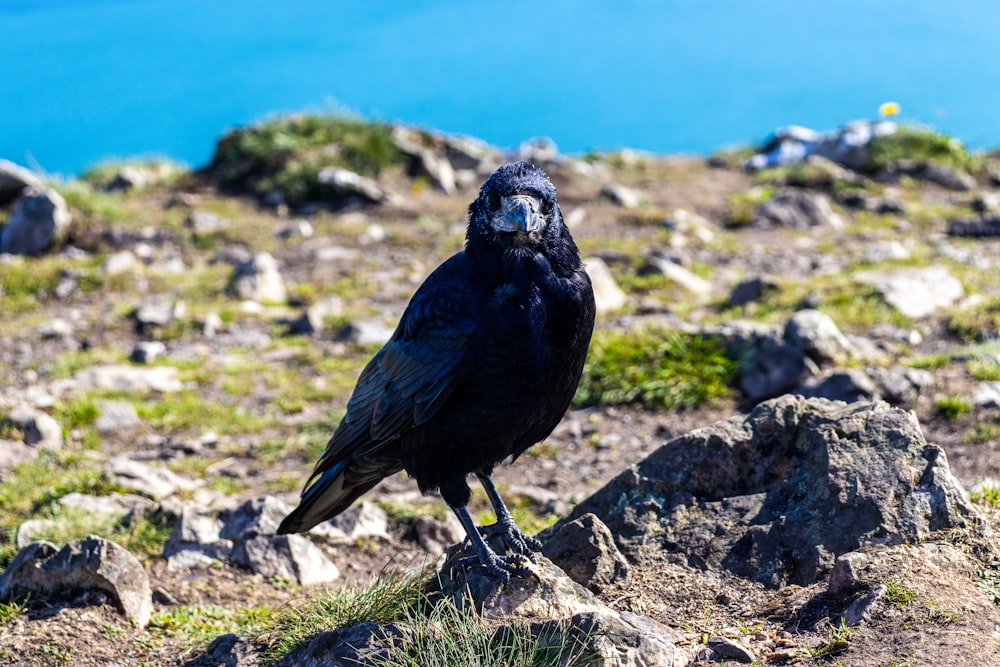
[1,119,1000,665]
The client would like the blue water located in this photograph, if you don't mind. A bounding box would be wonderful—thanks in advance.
[2,0,999,176]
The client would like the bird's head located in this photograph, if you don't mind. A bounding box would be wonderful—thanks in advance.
[467,162,561,252]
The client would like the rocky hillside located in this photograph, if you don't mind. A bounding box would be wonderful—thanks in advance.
[1,117,999,665]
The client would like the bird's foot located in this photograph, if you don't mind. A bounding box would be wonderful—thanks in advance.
[479,519,543,560]
[455,551,540,584]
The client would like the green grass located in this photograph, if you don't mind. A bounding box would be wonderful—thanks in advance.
[885,580,918,607]
[726,186,774,227]
[249,568,595,667]
[949,297,1000,342]
[256,569,429,663]
[0,256,66,315]
[934,395,972,420]
[865,125,983,174]
[209,114,403,205]
[574,328,736,410]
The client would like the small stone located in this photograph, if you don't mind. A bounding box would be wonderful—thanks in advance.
[107,455,199,499]
[729,276,778,307]
[541,513,629,593]
[640,255,712,294]
[103,250,139,276]
[133,297,184,331]
[323,502,390,542]
[202,312,224,337]
[336,320,395,346]
[600,182,642,208]
[707,636,756,663]
[855,266,964,318]
[229,252,287,304]
[58,492,152,518]
[37,317,74,340]
[187,210,228,236]
[317,167,388,204]
[975,382,1000,409]
[842,583,888,626]
[583,257,627,313]
[276,220,314,240]
[74,364,183,393]
[784,309,856,366]
[130,341,167,364]
[0,187,72,255]
[4,405,62,451]
[95,400,142,433]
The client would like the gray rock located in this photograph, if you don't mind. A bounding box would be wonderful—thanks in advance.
[640,255,712,295]
[752,188,844,230]
[842,583,888,626]
[58,492,152,518]
[541,513,629,593]
[863,240,910,263]
[855,266,964,318]
[600,183,642,209]
[975,381,1000,409]
[799,369,878,403]
[562,396,981,588]
[272,622,410,667]
[3,405,62,450]
[583,257,627,313]
[37,317,74,340]
[0,440,40,471]
[163,505,230,566]
[391,126,457,195]
[707,636,756,663]
[437,545,688,665]
[276,219,314,241]
[323,502,390,542]
[317,167,388,204]
[336,319,394,346]
[732,330,810,403]
[103,165,158,191]
[870,366,933,405]
[237,534,340,586]
[14,519,57,548]
[74,364,183,392]
[0,187,72,255]
[229,252,287,304]
[95,400,142,433]
[130,340,167,364]
[288,296,345,335]
[407,514,464,556]
[184,633,262,667]
[133,297,184,331]
[0,536,152,627]
[784,309,857,366]
[107,455,199,499]
[208,497,341,586]
[103,249,140,276]
[0,158,45,207]
[949,214,1000,237]
[202,312,224,338]
[729,276,778,307]
[188,210,229,236]
[917,162,975,191]
[828,550,871,594]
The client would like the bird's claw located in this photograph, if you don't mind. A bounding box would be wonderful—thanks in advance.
[455,552,541,585]
[478,522,542,560]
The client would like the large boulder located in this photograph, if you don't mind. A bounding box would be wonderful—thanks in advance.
[0,159,45,207]
[0,536,152,627]
[561,395,980,588]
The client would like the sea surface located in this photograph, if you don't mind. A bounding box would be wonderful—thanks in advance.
[2,0,999,176]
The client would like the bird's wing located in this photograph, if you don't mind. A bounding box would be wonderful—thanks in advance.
[306,264,477,482]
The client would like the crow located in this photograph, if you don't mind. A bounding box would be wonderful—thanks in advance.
[277,161,596,581]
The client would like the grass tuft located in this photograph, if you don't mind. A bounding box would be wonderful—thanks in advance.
[208,114,402,205]
[574,328,735,410]
[866,126,983,174]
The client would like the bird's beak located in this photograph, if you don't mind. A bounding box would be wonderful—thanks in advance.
[499,195,543,233]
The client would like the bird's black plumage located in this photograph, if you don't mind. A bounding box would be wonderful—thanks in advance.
[278,161,596,579]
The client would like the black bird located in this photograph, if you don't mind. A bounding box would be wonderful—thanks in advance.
[277,161,595,580]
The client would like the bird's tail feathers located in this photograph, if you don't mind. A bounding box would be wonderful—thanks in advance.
[277,456,402,535]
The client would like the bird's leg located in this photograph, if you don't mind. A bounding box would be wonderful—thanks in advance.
[450,505,537,584]
[476,472,543,561]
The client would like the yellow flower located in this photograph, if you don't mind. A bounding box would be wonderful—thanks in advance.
[878,101,901,117]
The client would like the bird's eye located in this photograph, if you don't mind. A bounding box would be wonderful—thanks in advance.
[487,194,500,210]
